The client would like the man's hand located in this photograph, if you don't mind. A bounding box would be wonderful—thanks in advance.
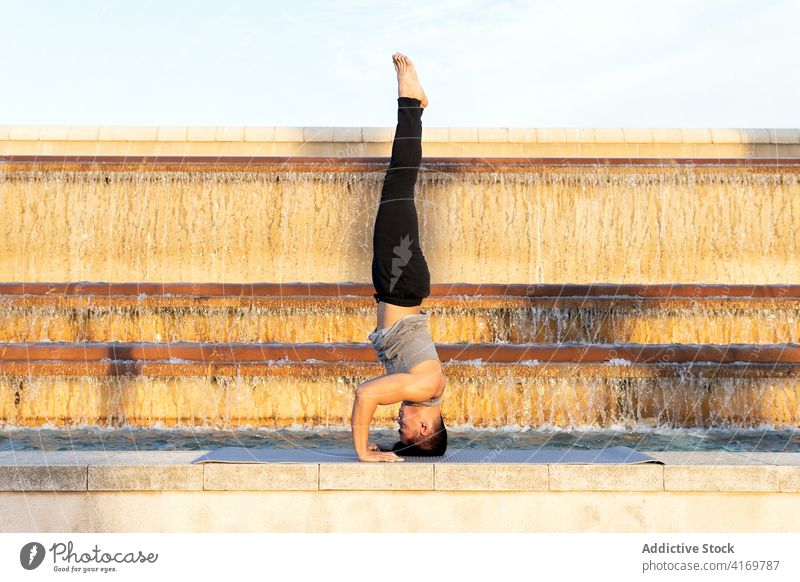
[368,442,396,452]
[358,450,404,462]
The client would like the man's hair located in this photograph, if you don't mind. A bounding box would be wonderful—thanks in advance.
[391,413,447,457]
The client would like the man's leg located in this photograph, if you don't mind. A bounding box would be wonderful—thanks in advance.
[371,96,431,307]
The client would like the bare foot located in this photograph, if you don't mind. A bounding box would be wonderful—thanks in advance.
[392,52,428,109]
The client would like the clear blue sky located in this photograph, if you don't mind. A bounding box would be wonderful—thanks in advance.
[1,0,797,128]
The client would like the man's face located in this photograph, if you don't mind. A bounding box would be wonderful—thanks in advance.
[397,403,420,445]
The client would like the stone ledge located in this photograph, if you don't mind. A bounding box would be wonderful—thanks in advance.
[88,465,203,491]
[204,463,318,491]
[777,466,800,492]
[1,126,797,144]
[664,465,781,492]
[0,465,86,491]
[2,451,800,492]
[434,464,548,490]
[549,464,662,491]
[3,126,799,159]
[3,490,800,532]
[319,463,433,490]
[4,141,800,159]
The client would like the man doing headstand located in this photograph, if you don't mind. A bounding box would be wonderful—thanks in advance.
[350,53,447,462]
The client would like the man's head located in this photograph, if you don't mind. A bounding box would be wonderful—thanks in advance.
[391,402,447,456]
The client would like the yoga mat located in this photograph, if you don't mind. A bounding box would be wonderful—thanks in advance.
[191,445,663,464]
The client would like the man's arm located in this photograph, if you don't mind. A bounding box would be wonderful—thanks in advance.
[351,370,440,461]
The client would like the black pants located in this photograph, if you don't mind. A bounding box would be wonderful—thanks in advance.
[371,97,431,307]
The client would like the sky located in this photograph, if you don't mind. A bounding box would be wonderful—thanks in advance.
[0,0,797,128]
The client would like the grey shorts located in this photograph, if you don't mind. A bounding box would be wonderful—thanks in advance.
[367,312,439,375]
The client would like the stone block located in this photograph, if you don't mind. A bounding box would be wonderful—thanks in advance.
[8,126,42,140]
[332,127,362,142]
[273,127,305,142]
[650,128,683,143]
[739,129,771,143]
[186,127,217,141]
[215,126,246,141]
[303,127,333,142]
[577,143,636,158]
[435,463,548,490]
[507,128,537,142]
[0,465,86,491]
[319,463,433,490]
[421,127,449,142]
[563,128,595,143]
[477,128,509,142]
[768,129,800,144]
[244,127,276,142]
[362,127,393,142]
[593,128,625,143]
[622,128,654,143]
[449,127,478,142]
[156,126,188,141]
[98,126,159,141]
[549,464,662,491]
[461,142,523,157]
[39,126,74,140]
[778,466,800,492]
[709,128,742,144]
[535,128,568,143]
[681,128,712,143]
[204,463,318,490]
[89,464,203,490]
[664,465,780,492]
[522,142,581,156]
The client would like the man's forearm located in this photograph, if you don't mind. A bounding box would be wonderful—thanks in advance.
[351,391,379,457]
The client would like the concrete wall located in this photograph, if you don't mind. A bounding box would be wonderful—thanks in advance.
[2,451,800,532]
[2,126,799,158]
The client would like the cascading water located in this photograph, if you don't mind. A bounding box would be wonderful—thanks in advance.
[0,164,798,445]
